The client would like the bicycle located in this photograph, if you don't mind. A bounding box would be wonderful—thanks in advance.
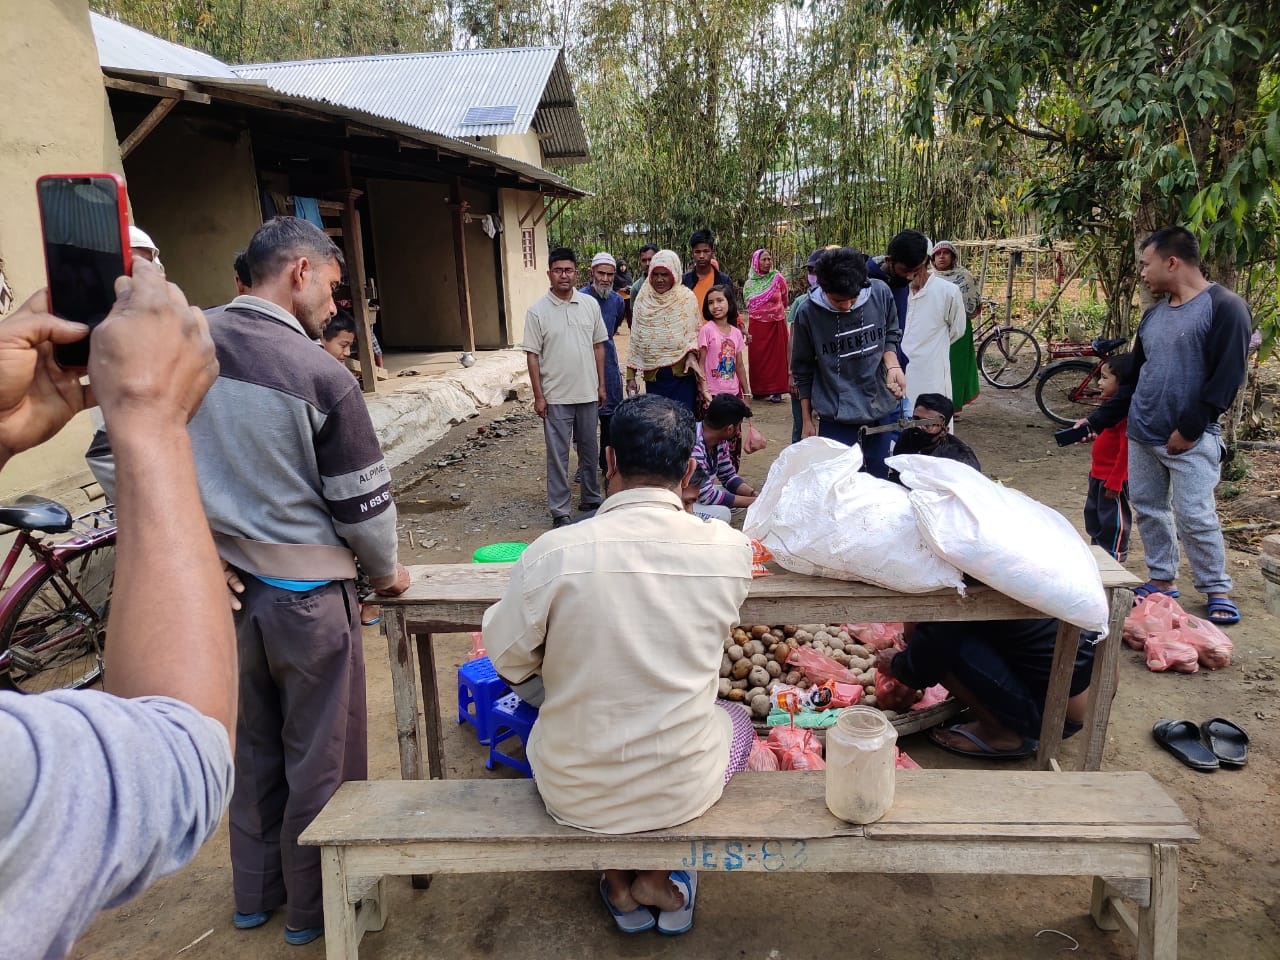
[0,497,116,693]
[972,297,1042,389]
[1034,335,1129,425]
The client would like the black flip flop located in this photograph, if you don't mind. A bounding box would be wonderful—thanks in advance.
[1200,718,1249,767]
[1152,719,1218,771]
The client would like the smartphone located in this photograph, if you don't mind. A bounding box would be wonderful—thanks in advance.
[1055,423,1092,446]
[36,173,131,368]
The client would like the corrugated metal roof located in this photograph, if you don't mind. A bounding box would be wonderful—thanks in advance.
[91,12,240,80]
[233,47,589,164]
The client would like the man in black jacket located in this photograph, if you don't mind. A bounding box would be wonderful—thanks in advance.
[682,228,736,310]
[1082,227,1250,624]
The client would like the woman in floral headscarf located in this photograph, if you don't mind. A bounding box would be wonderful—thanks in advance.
[627,249,705,413]
[931,240,981,411]
[743,248,790,402]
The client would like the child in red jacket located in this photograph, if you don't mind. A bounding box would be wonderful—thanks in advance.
[1085,352,1134,561]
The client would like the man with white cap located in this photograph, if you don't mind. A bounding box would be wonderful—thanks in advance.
[581,252,626,477]
[128,225,162,270]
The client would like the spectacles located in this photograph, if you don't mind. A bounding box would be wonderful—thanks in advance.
[549,267,578,275]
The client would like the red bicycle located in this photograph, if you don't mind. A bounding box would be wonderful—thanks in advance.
[1034,336,1129,425]
[0,497,116,693]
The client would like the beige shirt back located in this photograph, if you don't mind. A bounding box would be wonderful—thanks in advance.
[521,289,607,404]
[484,488,753,834]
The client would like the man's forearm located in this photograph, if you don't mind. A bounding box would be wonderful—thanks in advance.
[105,423,237,739]
[526,353,544,402]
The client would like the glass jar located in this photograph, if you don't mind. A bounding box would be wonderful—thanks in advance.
[824,706,898,824]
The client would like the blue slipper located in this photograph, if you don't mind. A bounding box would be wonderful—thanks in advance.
[233,910,272,930]
[599,876,655,933]
[656,870,697,936]
[284,926,323,946]
[930,724,1035,760]
[1133,581,1180,602]
[1206,597,1240,625]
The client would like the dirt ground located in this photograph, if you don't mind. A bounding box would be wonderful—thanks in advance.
[75,333,1278,960]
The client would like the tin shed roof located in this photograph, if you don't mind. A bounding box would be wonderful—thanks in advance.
[233,47,589,164]
[91,11,241,80]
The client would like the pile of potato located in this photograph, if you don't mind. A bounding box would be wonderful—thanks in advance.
[718,624,884,720]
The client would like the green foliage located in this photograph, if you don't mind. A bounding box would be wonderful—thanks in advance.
[1221,454,1252,484]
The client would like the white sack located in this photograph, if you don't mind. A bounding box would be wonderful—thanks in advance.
[887,454,1109,632]
[744,438,966,594]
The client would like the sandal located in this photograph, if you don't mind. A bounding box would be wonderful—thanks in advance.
[929,724,1036,760]
[599,876,655,933]
[656,870,697,936]
[1205,597,1240,625]
[1200,718,1248,767]
[1133,581,1180,603]
[1152,719,1218,771]
[233,910,272,930]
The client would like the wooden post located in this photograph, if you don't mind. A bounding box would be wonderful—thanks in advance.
[978,246,990,296]
[451,177,477,359]
[339,152,378,394]
[1032,249,1040,302]
[1002,250,1016,325]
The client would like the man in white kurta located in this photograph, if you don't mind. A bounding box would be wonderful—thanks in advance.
[901,272,967,410]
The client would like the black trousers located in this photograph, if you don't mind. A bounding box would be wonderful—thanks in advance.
[229,576,366,929]
[1084,476,1131,562]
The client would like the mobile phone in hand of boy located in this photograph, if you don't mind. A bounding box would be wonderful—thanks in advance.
[1054,423,1092,446]
[36,173,131,368]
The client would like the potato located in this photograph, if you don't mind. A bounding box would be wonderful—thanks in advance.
[849,644,870,658]
[862,694,877,707]
[730,678,748,690]
[773,642,792,663]
[749,654,766,668]
[882,710,899,720]
[727,644,744,662]
[837,630,852,644]
[746,685,766,702]
[793,629,812,643]
[748,639,767,657]
[717,678,732,698]
[731,658,753,680]
[770,627,785,639]
[765,679,779,693]
[750,624,770,639]
[733,628,750,644]
[783,625,799,637]
[766,660,782,678]
[748,665,770,688]
[814,630,831,644]
[719,655,733,678]
[800,624,824,634]
[785,670,802,685]
[727,688,746,701]
[750,694,772,719]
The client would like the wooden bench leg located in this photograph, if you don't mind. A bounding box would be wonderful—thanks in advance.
[356,877,387,934]
[1080,587,1133,770]
[1036,619,1079,769]
[1137,844,1179,960]
[414,629,445,781]
[321,846,362,960]
[385,610,424,781]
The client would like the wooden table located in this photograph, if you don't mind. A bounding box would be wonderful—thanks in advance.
[382,548,1140,781]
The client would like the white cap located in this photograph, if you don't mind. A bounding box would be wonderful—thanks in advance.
[590,251,616,269]
[129,225,159,254]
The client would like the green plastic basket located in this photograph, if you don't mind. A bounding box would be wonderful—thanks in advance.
[472,541,529,564]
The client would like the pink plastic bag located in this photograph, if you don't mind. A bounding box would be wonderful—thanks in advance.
[911,684,949,711]
[746,736,780,771]
[895,748,921,770]
[843,622,905,651]
[874,667,919,712]
[786,645,861,685]
[767,726,825,770]
[1144,633,1199,673]
[1124,594,1179,648]
[1180,615,1233,669]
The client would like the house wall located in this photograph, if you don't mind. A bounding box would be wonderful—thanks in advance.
[480,133,543,167]
[496,187,551,346]
[121,114,262,309]
[0,0,124,502]
[366,179,504,350]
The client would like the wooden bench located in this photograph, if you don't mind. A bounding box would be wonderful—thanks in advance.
[300,770,1196,960]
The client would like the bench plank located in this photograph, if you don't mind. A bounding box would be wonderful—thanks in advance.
[302,771,1196,847]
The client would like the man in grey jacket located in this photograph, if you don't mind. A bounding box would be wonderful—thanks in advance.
[189,217,410,944]
[790,247,907,478]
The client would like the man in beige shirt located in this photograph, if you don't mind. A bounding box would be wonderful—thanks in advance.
[484,394,753,936]
[523,246,608,528]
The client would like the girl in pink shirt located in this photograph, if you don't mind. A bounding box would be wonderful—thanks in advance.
[697,285,746,406]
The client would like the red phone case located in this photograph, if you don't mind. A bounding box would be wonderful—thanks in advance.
[36,173,132,368]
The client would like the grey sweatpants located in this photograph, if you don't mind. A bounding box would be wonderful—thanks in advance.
[229,576,367,930]
[1128,432,1232,595]
[544,401,602,520]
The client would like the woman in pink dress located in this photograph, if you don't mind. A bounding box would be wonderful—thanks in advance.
[743,248,790,402]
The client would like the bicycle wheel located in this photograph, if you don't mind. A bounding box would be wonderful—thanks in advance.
[977,327,1041,389]
[0,539,115,692]
[1036,359,1104,426]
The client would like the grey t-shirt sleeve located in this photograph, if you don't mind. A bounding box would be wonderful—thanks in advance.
[0,691,233,960]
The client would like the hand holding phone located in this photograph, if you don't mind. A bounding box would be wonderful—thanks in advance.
[1055,423,1092,446]
[36,173,131,368]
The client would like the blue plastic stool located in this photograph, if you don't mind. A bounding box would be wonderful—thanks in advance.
[457,656,509,745]
[486,692,539,778]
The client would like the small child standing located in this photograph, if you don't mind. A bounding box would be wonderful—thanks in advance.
[697,284,746,404]
[1084,352,1134,561]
